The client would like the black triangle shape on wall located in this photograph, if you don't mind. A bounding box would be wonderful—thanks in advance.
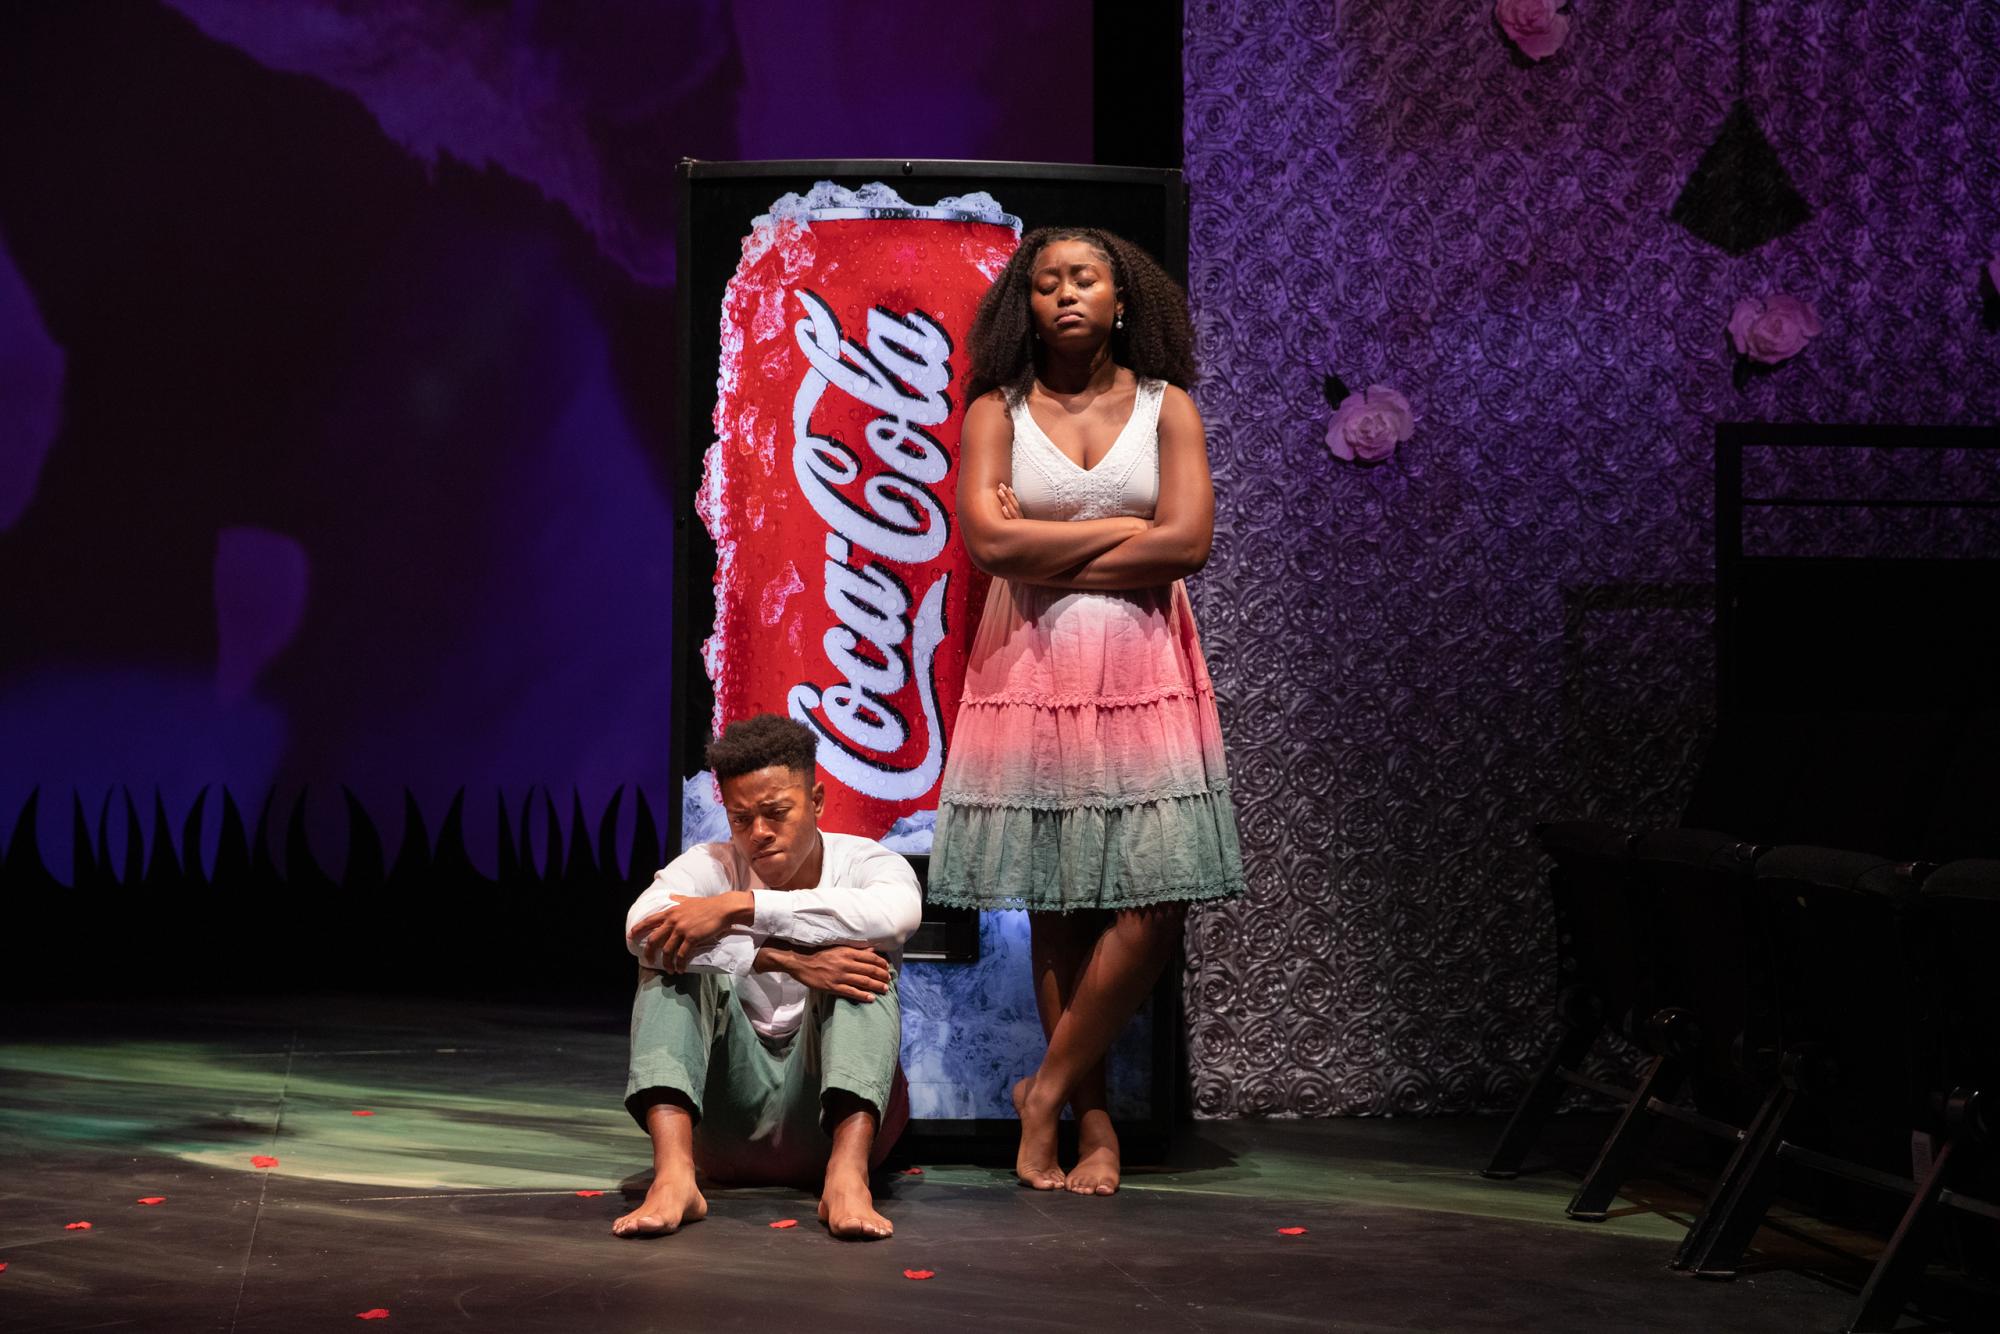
[1669,98,1812,256]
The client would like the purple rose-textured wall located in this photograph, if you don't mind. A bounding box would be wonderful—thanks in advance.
[1179,0,2000,1116]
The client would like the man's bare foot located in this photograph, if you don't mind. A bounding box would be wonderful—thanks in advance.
[1067,1111,1120,1195]
[1012,1076,1065,1191]
[818,1164,893,1239]
[610,1170,708,1238]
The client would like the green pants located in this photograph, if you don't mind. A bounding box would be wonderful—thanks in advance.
[624,968,904,1184]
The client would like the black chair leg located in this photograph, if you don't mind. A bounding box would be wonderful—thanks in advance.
[1483,1021,1601,1180]
[1671,1078,1785,1271]
[1675,1080,1798,1275]
[1846,1134,1959,1332]
[1567,1054,1684,1220]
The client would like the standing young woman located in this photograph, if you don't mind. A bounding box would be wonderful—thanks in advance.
[929,228,1243,1193]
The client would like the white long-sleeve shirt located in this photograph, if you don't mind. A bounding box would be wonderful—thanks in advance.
[623,832,923,1039]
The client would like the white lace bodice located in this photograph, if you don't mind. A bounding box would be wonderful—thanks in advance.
[1007,378,1165,522]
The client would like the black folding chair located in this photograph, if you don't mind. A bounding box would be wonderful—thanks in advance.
[1563,828,1770,1221]
[1674,846,1930,1280]
[1839,859,2000,1332]
[1482,821,1651,1181]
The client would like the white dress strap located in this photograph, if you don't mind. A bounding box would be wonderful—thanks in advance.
[1006,378,1164,522]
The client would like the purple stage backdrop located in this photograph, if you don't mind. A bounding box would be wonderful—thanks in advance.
[1180,0,2000,1116]
[0,1,1089,883]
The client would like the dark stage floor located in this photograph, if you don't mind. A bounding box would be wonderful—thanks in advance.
[0,997,1977,1332]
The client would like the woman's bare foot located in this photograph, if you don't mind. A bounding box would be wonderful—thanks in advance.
[818,1164,893,1239]
[1067,1110,1120,1195]
[610,1169,708,1238]
[1012,1075,1065,1190]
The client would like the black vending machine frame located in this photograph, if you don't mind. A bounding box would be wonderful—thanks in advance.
[674,159,1190,1163]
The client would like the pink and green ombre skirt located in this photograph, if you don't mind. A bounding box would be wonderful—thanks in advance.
[928,578,1244,912]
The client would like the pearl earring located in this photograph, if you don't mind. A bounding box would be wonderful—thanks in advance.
[1115,312,1125,330]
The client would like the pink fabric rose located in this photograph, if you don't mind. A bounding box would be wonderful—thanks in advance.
[1326,385,1414,463]
[1727,293,1822,365]
[1496,0,1571,61]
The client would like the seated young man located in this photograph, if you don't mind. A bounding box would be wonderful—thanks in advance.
[615,713,921,1241]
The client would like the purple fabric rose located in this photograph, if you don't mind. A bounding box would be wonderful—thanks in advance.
[1326,385,1415,463]
[1496,0,1571,61]
[1727,293,1822,365]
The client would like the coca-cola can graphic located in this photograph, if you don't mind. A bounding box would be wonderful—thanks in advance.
[695,183,1021,846]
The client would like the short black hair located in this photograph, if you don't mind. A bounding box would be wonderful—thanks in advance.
[705,713,819,783]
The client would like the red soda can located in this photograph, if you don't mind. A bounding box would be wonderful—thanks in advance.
[697,184,1021,844]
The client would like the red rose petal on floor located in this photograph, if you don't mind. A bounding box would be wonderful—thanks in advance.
[573,1190,604,1197]
[352,1110,375,1117]
[1277,1226,1308,1235]
[902,1269,935,1280]
[768,1218,798,1229]
[355,1309,390,1320]
[65,1222,91,1230]
[898,1166,924,1175]
[250,1156,279,1168]
[136,1197,166,1206]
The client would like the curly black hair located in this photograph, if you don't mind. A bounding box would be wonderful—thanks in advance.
[705,713,819,783]
[963,227,1198,404]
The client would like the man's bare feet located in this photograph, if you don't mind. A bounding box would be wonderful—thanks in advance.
[1012,1075,1066,1191]
[1067,1110,1120,1195]
[610,1169,708,1238]
[818,1164,893,1239]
